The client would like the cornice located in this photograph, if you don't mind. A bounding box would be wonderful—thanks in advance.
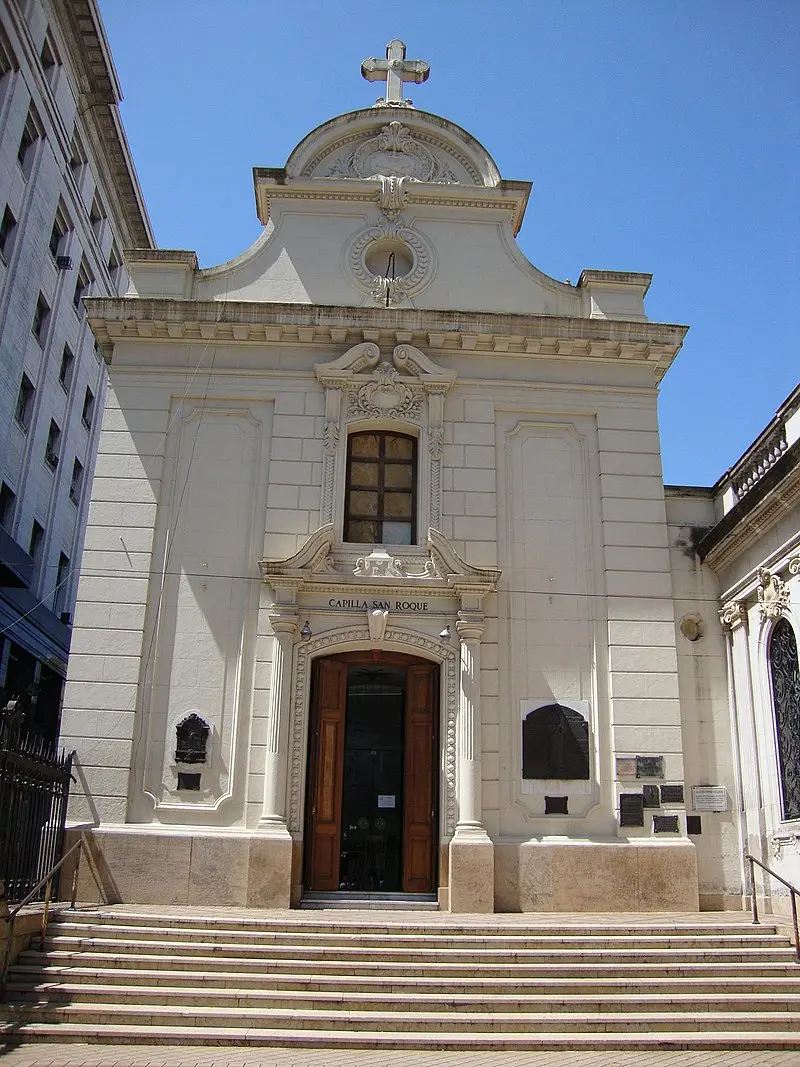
[252,172,531,234]
[87,297,687,379]
[59,0,154,248]
[699,441,800,571]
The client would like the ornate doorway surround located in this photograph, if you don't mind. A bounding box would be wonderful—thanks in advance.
[257,526,501,863]
[305,651,439,893]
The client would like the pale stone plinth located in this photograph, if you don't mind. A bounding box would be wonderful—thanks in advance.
[494,840,699,913]
[61,829,293,909]
[448,834,494,913]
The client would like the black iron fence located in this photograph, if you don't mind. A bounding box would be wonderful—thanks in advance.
[0,717,74,903]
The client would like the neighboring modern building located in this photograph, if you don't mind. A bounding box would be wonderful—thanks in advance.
[0,0,154,742]
[60,40,799,916]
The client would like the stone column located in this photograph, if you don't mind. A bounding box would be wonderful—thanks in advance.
[720,599,766,878]
[252,610,297,908]
[449,608,494,912]
[259,610,298,831]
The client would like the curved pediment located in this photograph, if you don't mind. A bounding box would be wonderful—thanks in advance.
[284,107,502,188]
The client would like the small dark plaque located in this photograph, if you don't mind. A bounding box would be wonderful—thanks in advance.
[686,815,702,835]
[522,704,590,780]
[619,793,644,827]
[177,772,201,791]
[642,784,661,808]
[544,795,569,815]
[636,756,664,779]
[653,814,679,833]
[175,713,210,765]
[660,784,684,804]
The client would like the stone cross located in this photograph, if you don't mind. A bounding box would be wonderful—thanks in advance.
[361,39,430,107]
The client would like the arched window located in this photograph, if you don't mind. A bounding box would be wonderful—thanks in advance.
[770,618,800,820]
[344,431,417,545]
[522,703,590,780]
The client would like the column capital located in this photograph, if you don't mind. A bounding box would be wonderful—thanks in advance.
[719,599,748,633]
[456,611,485,642]
[268,610,299,637]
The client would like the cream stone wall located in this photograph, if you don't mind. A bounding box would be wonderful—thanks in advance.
[665,489,742,909]
[63,95,700,912]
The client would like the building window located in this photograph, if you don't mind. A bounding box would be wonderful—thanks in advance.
[69,457,83,503]
[28,520,44,586]
[17,107,42,179]
[108,243,123,290]
[69,133,87,177]
[73,261,92,315]
[344,431,417,545]
[40,31,60,81]
[58,344,74,391]
[0,204,17,259]
[769,618,800,821]
[54,552,69,616]
[49,204,70,263]
[15,374,34,428]
[45,419,61,468]
[32,292,49,343]
[90,196,105,239]
[0,482,15,529]
[81,386,95,429]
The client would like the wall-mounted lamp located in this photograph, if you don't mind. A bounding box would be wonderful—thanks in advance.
[300,621,312,641]
[438,624,451,640]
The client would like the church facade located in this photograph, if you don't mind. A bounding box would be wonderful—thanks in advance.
[59,43,798,913]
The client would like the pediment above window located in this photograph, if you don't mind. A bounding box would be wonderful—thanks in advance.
[259,524,500,596]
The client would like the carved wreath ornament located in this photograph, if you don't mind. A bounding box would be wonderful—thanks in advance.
[326,121,460,184]
[346,220,435,307]
[347,360,423,421]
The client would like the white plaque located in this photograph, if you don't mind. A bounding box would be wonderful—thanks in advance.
[377,794,396,809]
[692,785,728,812]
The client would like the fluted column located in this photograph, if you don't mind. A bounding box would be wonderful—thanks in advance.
[455,611,486,835]
[258,610,298,834]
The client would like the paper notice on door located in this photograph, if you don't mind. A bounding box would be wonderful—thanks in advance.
[377,794,396,809]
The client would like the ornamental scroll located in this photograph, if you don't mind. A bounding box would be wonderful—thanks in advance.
[315,342,456,538]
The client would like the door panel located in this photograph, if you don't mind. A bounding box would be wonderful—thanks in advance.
[307,658,347,891]
[402,662,437,892]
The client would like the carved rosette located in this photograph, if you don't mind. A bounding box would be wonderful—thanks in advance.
[757,569,790,622]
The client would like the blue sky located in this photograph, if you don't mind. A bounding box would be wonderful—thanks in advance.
[99,1,799,486]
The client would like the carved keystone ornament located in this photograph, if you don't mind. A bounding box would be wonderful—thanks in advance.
[757,568,790,621]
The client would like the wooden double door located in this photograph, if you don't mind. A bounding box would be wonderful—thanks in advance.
[305,652,438,894]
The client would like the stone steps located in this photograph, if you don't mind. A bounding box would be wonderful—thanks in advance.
[8,981,800,1014]
[3,908,800,1050]
[42,920,788,949]
[4,1000,800,1033]
[7,1022,800,1051]
[13,963,800,993]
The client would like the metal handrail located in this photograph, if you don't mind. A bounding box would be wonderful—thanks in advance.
[1,832,85,993]
[745,852,800,962]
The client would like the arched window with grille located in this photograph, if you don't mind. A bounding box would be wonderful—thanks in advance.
[769,618,800,820]
[344,430,417,545]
